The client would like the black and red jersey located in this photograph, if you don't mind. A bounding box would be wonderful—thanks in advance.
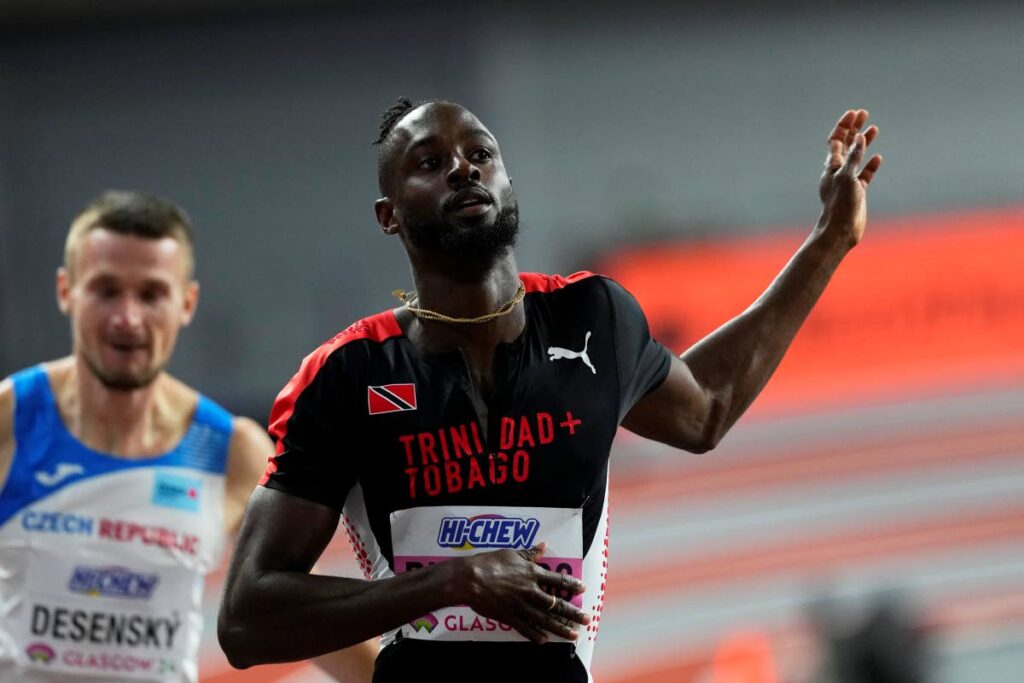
[261,272,672,682]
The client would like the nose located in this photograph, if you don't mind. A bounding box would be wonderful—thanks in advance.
[447,154,481,188]
[110,295,144,330]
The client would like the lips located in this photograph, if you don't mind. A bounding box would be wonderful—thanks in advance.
[108,340,147,353]
[446,187,493,213]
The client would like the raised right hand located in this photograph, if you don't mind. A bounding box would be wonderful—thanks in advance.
[817,109,883,248]
[457,542,590,643]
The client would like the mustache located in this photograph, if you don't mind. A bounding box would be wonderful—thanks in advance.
[443,185,495,213]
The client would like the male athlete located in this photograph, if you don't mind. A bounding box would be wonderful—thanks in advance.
[219,101,882,682]
[0,191,376,681]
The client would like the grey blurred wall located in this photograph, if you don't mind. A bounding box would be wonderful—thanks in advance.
[2,1,1022,419]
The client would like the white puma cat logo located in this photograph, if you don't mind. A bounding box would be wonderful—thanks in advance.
[547,331,596,375]
[35,463,85,487]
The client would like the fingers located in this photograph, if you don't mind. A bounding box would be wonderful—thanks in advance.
[827,109,858,143]
[528,588,590,626]
[859,154,884,185]
[826,110,874,172]
[845,110,869,146]
[536,566,586,596]
[509,605,551,644]
[840,132,867,175]
[551,594,591,626]
[515,600,586,641]
[825,139,844,172]
[863,124,879,147]
[518,542,547,562]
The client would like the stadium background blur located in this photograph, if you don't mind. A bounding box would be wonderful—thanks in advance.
[1,1,1022,680]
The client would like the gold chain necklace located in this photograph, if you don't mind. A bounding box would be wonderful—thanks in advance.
[392,281,526,324]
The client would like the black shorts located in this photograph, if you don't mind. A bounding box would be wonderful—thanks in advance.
[373,638,589,683]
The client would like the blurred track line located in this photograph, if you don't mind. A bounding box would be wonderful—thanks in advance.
[612,422,1024,508]
[927,585,1024,633]
[608,504,1024,602]
[600,584,1024,683]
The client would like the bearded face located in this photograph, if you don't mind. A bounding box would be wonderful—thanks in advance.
[378,103,522,282]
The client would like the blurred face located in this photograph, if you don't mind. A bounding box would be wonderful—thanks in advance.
[376,103,519,278]
[57,228,198,391]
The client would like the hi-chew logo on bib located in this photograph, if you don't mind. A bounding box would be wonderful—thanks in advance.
[391,505,585,643]
[152,472,202,513]
[69,566,160,600]
[437,514,539,550]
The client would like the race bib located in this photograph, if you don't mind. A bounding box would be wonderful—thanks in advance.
[13,545,194,680]
[390,505,582,642]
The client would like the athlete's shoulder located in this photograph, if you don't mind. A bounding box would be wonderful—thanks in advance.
[0,376,15,492]
[273,310,401,413]
[0,376,13,416]
[227,417,274,478]
[324,309,403,349]
[312,310,403,363]
[3,358,67,421]
[289,309,402,380]
[522,271,631,313]
[0,376,14,441]
[230,416,272,446]
[520,271,601,294]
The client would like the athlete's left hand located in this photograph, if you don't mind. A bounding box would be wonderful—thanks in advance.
[817,109,883,248]
[457,542,590,643]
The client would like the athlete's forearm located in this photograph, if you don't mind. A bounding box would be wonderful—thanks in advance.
[218,559,462,667]
[681,222,849,444]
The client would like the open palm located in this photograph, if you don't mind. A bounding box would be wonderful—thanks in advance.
[818,109,883,247]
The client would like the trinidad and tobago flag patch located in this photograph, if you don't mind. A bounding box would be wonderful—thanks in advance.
[367,383,417,415]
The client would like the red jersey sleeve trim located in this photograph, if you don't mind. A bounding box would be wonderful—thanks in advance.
[259,310,402,485]
[520,271,597,293]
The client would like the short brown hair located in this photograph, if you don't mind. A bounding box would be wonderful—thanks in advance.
[64,190,195,278]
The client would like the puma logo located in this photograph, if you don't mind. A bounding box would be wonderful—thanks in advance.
[35,463,85,487]
[547,331,596,375]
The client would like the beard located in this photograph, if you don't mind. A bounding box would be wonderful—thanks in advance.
[403,190,520,282]
[82,351,163,391]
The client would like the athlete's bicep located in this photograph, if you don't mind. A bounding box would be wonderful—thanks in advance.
[0,379,15,491]
[231,486,340,575]
[621,355,717,452]
[220,486,341,646]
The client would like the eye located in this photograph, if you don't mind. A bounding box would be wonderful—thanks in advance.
[417,156,440,171]
[470,148,493,162]
[93,284,120,300]
[140,289,161,305]
[139,284,170,305]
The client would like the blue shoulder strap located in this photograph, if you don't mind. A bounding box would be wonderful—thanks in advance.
[162,395,234,475]
[11,365,60,445]
[0,365,63,526]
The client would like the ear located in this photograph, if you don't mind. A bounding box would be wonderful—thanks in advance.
[180,280,199,326]
[56,267,71,315]
[374,198,400,236]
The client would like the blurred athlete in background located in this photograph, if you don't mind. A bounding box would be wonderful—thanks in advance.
[0,190,376,681]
